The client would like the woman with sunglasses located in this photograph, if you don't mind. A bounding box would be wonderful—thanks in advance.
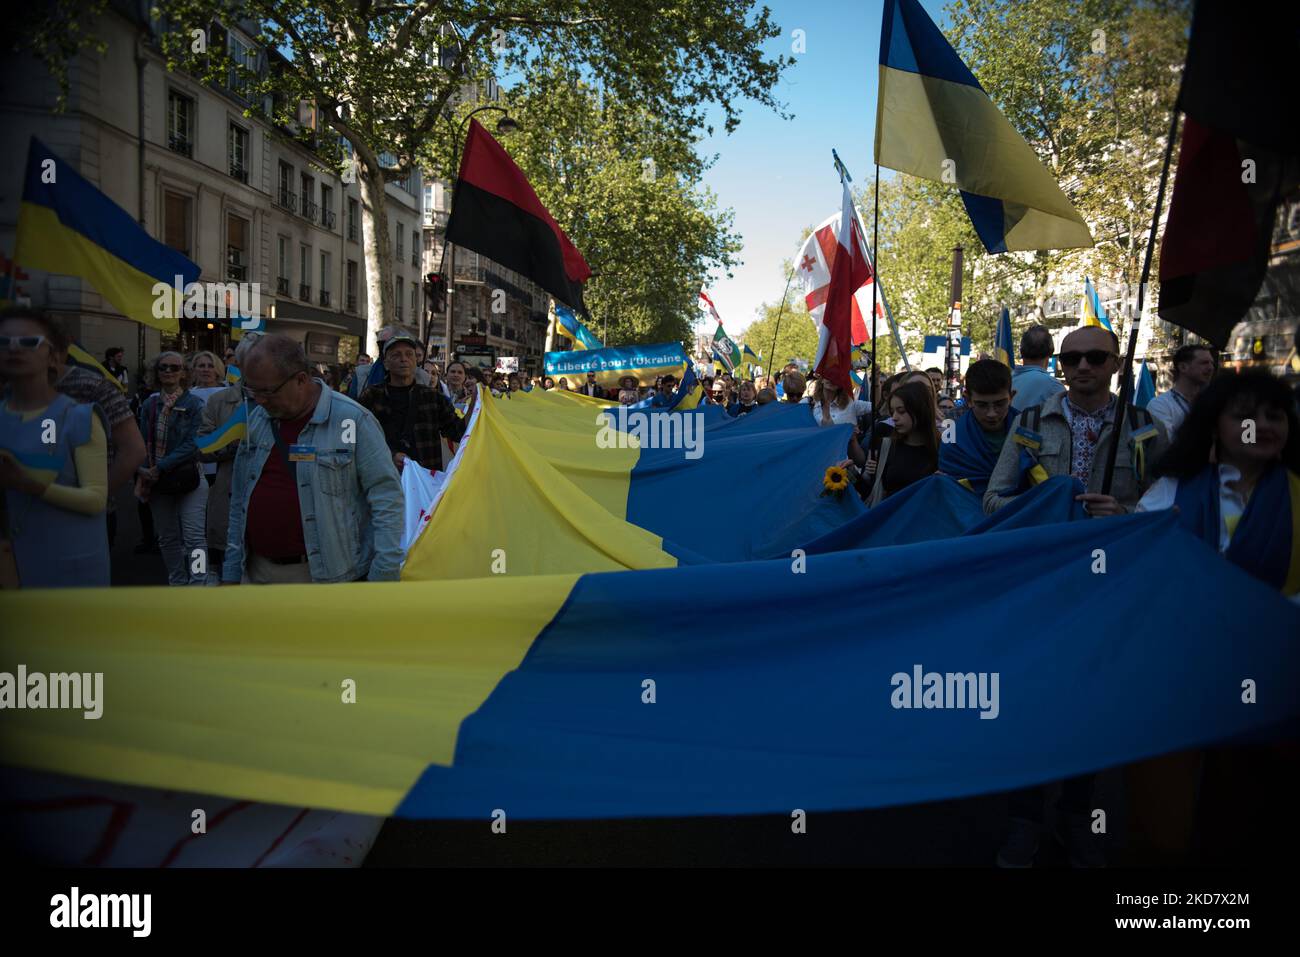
[136,352,208,585]
[0,310,110,587]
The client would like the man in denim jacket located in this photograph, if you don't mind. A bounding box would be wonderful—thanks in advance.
[221,335,403,584]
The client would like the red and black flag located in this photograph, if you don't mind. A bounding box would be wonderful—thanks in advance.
[445,119,591,312]
[1157,1,1300,347]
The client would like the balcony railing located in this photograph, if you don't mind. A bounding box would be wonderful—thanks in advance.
[322,209,336,230]
[276,276,289,295]
[453,262,485,284]
[276,188,297,212]
[302,199,319,222]
[346,294,357,313]
[319,289,331,307]
[299,283,311,301]
[168,133,193,158]
[229,162,248,184]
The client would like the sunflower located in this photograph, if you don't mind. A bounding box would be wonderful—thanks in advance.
[823,465,849,493]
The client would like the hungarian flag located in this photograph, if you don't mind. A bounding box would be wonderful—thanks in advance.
[815,181,868,393]
[796,210,883,346]
[1157,1,1300,347]
[445,119,591,311]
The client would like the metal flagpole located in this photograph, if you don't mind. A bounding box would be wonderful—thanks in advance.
[1100,104,1182,496]
[765,269,796,384]
[832,151,910,377]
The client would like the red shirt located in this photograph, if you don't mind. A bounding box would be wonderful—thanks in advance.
[245,409,311,560]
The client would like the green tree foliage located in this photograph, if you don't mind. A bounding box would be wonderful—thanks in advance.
[783,0,1191,372]
[446,60,743,347]
[19,1,790,350]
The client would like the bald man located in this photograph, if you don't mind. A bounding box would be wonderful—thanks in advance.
[983,325,1168,516]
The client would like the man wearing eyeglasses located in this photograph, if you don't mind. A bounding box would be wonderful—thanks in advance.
[220,334,402,584]
[983,325,1168,518]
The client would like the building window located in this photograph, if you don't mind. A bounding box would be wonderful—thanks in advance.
[228,123,249,183]
[167,91,194,157]
[411,283,417,319]
[412,230,419,267]
[299,244,311,300]
[163,192,192,259]
[319,251,331,307]
[320,184,335,229]
[395,276,403,321]
[226,213,249,281]
[347,198,358,242]
[300,173,316,222]
[396,223,404,260]
[277,161,296,211]
[227,31,257,99]
[277,235,290,295]
[423,183,434,224]
[346,260,358,313]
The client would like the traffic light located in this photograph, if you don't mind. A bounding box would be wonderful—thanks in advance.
[426,272,447,313]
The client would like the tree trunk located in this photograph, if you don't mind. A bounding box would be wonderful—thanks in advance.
[357,155,393,355]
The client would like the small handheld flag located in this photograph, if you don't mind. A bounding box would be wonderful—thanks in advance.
[555,303,602,350]
[993,308,1014,368]
[196,403,249,454]
[1135,360,1156,409]
[1082,278,1113,332]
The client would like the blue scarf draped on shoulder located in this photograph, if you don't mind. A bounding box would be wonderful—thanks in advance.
[1174,462,1300,596]
[938,406,1016,494]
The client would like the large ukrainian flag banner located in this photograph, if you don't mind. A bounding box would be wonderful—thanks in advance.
[875,0,1093,253]
[13,138,198,331]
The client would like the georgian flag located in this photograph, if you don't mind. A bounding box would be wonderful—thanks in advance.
[814,180,871,393]
[796,204,882,347]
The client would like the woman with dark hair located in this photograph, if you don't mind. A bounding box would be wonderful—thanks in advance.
[1138,370,1300,597]
[865,380,939,506]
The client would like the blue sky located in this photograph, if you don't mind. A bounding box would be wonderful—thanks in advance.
[695,0,947,339]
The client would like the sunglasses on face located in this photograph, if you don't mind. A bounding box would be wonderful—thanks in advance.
[157,364,183,373]
[0,335,47,350]
[1058,350,1115,367]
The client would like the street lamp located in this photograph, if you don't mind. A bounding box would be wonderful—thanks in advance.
[441,105,521,363]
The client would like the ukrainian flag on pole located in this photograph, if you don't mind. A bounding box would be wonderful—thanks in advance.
[875,0,1093,253]
[14,138,198,332]
[555,303,602,350]
[1081,277,1113,332]
[993,307,1014,368]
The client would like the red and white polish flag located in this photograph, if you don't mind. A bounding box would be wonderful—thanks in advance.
[812,181,872,393]
[796,194,882,349]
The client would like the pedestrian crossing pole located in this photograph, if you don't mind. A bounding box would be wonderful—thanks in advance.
[945,245,964,398]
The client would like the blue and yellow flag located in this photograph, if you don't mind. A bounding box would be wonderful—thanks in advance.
[1135,360,1156,409]
[875,0,1092,253]
[993,307,1014,368]
[742,343,763,372]
[196,402,248,454]
[66,341,126,393]
[226,365,242,385]
[14,138,199,331]
[1081,277,1113,332]
[555,303,602,351]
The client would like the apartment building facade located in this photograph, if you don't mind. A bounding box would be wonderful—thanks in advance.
[0,4,424,374]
